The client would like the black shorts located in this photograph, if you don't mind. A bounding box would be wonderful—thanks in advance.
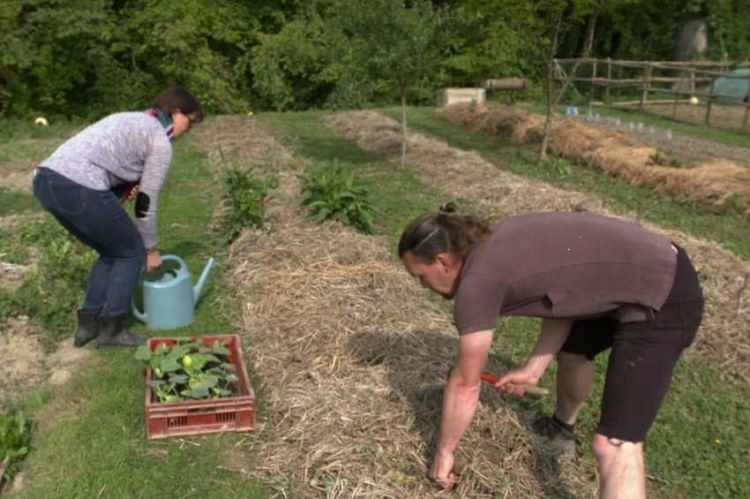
[560,245,703,442]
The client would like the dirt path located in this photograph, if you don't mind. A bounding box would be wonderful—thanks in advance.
[325,110,750,382]
[0,315,96,411]
[192,116,595,498]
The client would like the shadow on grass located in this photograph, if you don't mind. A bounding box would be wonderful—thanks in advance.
[347,330,576,498]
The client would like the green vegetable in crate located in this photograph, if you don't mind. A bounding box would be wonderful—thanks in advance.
[135,339,237,403]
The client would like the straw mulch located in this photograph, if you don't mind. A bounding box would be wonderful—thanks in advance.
[324,110,750,382]
[439,104,750,218]
[195,116,596,497]
[194,115,296,177]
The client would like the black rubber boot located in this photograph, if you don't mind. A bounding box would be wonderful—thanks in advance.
[73,310,100,347]
[97,316,146,348]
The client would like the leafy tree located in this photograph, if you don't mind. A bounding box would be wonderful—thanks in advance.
[0,0,119,117]
[333,0,442,165]
[119,0,259,114]
[251,2,345,111]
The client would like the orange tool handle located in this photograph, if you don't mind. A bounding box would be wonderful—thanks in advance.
[480,373,549,396]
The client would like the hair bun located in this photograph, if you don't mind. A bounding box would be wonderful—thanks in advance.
[438,201,457,214]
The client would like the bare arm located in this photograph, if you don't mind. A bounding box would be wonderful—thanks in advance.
[431,329,493,488]
[496,318,573,396]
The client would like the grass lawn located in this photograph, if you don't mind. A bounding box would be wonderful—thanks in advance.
[4,125,267,498]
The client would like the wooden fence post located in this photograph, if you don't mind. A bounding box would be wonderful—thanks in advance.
[639,63,652,112]
[590,60,598,103]
[690,65,696,93]
[743,74,750,131]
[705,77,715,126]
[605,58,612,102]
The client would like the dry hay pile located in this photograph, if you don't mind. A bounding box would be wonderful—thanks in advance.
[439,104,750,218]
[200,116,595,497]
[324,110,750,381]
[193,115,295,177]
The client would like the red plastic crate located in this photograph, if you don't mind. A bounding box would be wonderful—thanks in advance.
[144,334,256,440]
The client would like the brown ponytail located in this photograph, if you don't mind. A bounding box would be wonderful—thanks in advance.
[398,203,491,262]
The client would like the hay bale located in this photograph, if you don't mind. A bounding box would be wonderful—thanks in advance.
[439,104,750,218]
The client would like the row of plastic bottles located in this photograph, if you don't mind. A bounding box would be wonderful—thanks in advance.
[565,106,673,140]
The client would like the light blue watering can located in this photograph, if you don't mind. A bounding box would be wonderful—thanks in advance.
[132,255,216,330]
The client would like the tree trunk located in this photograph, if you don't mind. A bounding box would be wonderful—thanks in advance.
[540,8,564,161]
[553,10,598,107]
[400,85,407,168]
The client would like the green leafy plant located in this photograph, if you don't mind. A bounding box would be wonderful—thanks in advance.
[300,160,375,234]
[0,220,94,341]
[648,150,685,168]
[0,409,32,482]
[220,163,278,243]
[135,339,239,403]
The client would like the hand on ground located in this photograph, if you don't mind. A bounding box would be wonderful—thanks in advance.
[430,450,457,490]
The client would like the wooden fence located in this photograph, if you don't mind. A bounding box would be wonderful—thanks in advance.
[553,58,750,131]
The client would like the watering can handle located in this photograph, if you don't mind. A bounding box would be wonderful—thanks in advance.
[131,254,186,322]
[159,254,188,271]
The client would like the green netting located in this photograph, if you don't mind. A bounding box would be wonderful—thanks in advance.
[713,68,750,104]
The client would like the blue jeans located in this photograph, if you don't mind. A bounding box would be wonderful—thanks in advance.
[33,167,145,318]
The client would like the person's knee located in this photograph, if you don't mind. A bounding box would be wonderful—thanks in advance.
[592,433,641,463]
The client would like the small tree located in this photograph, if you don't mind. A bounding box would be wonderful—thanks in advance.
[333,0,441,166]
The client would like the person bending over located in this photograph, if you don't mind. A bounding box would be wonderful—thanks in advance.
[398,204,703,498]
[33,86,203,347]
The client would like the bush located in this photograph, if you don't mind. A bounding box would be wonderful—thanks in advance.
[220,164,278,243]
[300,160,375,234]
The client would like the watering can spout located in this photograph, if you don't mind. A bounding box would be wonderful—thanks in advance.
[193,257,216,305]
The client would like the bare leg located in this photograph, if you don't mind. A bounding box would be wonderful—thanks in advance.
[592,434,646,499]
[555,351,593,425]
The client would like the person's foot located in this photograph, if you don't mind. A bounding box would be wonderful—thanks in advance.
[529,414,576,453]
[73,310,99,347]
[97,316,146,348]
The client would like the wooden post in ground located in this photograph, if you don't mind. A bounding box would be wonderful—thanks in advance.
[743,74,750,131]
[672,67,682,119]
[605,58,612,102]
[690,65,696,94]
[705,77,715,126]
[590,60,598,103]
[639,63,652,112]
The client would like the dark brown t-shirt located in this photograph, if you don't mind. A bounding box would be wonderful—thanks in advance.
[454,212,678,335]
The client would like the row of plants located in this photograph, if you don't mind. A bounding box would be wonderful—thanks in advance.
[219,159,376,243]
